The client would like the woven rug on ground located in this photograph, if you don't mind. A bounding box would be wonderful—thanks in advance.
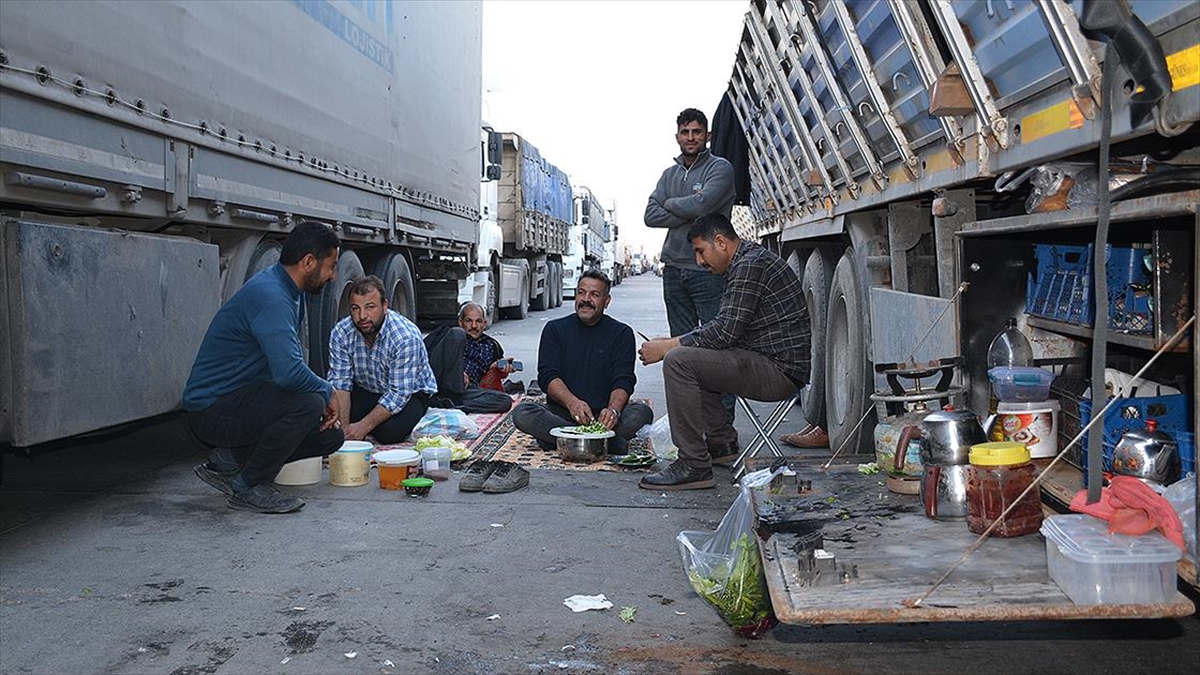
[472,414,655,473]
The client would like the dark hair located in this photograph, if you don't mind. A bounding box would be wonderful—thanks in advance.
[280,221,339,265]
[676,108,708,130]
[348,275,387,302]
[579,269,612,294]
[687,212,738,243]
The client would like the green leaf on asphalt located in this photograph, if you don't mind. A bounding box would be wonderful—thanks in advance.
[619,606,637,623]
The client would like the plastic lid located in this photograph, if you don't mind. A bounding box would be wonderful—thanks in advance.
[338,440,374,453]
[374,449,420,465]
[1040,514,1181,564]
[402,477,435,488]
[988,366,1054,384]
[969,441,1030,465]
[996,399,1061,413]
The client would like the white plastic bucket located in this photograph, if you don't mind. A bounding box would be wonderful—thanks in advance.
[274,457,322,486]
[992,400,1060,458]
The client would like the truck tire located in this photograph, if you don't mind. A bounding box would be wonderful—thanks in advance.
[486,268,499,326]
[800,249,831,428]
[500,260,530,320]
[308,250,365,378]
[825,249,872,455]
[551,261,563,307]
[370,251,417,321]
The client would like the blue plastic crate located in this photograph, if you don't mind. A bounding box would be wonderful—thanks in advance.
[1026,243,1153,333]
[1077,394,1194,479]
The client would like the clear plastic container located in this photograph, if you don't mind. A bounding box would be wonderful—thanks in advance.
[421,446,453,481]
[966,442,1043,537]
[986,318,1034,368]
[988,366,1054,402]
[1041,514,1181,605]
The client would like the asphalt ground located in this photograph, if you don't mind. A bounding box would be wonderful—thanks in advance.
[2,271,1198,674]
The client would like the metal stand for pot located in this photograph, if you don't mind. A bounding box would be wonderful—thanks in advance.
[870,358,969,494]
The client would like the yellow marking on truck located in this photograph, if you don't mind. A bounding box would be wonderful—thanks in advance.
[922,149,959,174]
[1020,99,1084,145]
[1166,44,1199,91]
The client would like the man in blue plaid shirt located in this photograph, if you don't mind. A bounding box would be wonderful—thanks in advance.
[327,275,438,443]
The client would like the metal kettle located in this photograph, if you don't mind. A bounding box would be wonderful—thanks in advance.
[1112,420,1180,485]
[900,409,985,520]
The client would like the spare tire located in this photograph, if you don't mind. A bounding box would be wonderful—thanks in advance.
[308,250,365,378]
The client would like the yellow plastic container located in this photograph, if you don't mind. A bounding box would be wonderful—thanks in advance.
[967,442,1041,537]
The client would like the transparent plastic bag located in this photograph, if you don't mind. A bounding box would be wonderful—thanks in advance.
[676,485,776,637]
[411,407,480,440]
[647,415,678,460]
[1163,479,1196,560]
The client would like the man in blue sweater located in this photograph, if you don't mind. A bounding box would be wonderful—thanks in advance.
[512,271,653,453]
[182,222,344,513]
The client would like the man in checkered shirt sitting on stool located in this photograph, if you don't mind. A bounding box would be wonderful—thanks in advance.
[638,213,811,490]
[327,275,438,444]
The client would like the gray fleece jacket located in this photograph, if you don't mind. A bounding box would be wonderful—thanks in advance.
[643,149,735,271]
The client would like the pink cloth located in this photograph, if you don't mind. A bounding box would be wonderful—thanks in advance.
[1069,475,1185,550]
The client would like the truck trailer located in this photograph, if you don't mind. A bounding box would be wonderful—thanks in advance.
[719,0,1198,623]
[462,131,572,320]
[0,0,484,447]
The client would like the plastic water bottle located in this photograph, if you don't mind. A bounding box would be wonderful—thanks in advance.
[986,318,1034,369]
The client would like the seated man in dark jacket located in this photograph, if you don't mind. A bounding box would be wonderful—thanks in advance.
[512,271,653,452]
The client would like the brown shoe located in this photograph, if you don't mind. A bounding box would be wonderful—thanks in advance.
[780,426,829,448]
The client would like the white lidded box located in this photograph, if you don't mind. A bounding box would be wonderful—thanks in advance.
[1040,514,1181,605]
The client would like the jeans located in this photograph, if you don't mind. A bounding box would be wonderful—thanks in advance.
[512,400,654,453]
[350,387,430,444]
[662,265,736,420]
[663,347,798,470]
[187,380,344,489]
[662,266,725,337]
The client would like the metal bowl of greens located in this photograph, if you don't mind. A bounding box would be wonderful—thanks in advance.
[551,424,615,462]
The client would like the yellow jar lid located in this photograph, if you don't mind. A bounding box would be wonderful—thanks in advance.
[970,441,1030,466]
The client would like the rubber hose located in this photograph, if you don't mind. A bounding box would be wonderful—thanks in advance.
[1108,168,1200,201]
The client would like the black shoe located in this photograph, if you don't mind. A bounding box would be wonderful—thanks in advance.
[459,460,497,492]
[227,482,305,514]
[207,447,239,472]
[639,459,715,491]
[482,462,530,493]
[503,380,526,395]
[710,440,741,467]
[194,463,237,496]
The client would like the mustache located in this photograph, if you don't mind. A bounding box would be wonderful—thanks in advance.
[578,302,595,309]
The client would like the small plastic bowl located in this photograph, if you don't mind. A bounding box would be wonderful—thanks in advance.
[988,366,1054,402]
[402,477,435,498]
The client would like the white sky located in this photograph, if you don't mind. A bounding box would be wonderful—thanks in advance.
[482,0,749,256]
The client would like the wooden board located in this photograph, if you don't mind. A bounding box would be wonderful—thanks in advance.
[755,461,1195,625]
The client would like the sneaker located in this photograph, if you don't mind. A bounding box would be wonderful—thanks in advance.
[227,482,305,514]
[639,459,715,491]
[194,463,237,496]
[710,440,741,467]
[482,461,530,493]
[459,460,497,492]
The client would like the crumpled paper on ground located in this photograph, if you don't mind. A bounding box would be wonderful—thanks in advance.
[1070,475,1185,550]
[563,594,613,612]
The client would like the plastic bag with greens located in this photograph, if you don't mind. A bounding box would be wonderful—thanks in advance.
[676,484,776,637]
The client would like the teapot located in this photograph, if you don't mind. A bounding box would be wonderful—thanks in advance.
[873,401,932,492]
[898,409,986,520]
[1112,420,1180,485]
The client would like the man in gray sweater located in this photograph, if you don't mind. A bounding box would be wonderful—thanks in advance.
[644,108,736,338]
